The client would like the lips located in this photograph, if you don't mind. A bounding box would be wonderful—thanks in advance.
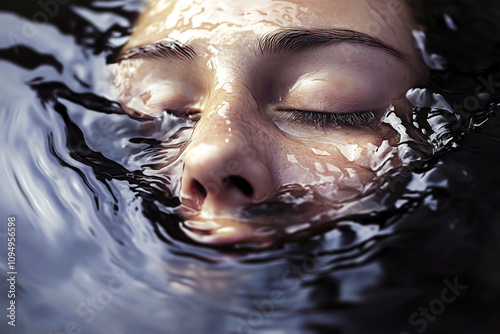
[176,181,385,248]
[178,200,284,246]
[177,196,336,248]
[180,217,268,246]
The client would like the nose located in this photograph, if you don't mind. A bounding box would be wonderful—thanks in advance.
[180,116,275,216]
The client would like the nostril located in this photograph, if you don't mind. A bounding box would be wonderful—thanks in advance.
[193,180,208,199]
[225,176,254,197]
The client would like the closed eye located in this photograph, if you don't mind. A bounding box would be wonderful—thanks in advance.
[165,109,201,122]
[282,110,375,129]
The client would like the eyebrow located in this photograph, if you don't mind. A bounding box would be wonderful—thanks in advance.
[116,39,197,62]
[258,28,407,61]
[116,28,407,63]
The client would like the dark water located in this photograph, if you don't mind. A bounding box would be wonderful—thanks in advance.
[1,1,500,333]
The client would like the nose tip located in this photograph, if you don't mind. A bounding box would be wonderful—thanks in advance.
[181,140,274,215]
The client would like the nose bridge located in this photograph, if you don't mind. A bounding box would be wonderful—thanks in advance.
[181,82,274,215]
[191,82,262,152]
[207,82,258,123]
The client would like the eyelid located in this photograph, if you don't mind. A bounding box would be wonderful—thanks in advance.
[274,96,393,116]
[273,98,375,114]
[278,109,376,129]
[119,101,202,121]
[164,108,202,121]
[145,97,203,118]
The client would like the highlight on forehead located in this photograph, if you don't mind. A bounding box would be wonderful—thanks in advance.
[116,39,197,62]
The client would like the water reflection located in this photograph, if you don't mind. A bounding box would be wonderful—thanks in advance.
[0,1,499,334]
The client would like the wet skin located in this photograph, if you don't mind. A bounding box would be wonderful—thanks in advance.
[113,0,427,246]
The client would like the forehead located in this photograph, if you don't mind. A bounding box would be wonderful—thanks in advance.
[128,0,415,54]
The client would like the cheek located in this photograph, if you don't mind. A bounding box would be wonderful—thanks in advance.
[272,129,399,190]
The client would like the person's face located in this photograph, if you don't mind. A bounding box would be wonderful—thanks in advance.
[114,0,426,246]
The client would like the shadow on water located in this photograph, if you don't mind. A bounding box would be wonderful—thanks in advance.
[1,0,500,333]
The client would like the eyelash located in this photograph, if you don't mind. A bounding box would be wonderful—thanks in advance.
[286,110,375,129]
[165,109,201,122]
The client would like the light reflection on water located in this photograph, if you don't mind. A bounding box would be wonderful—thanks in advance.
[1,1,500,334]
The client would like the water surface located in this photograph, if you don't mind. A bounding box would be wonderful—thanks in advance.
[1,1,500,333]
